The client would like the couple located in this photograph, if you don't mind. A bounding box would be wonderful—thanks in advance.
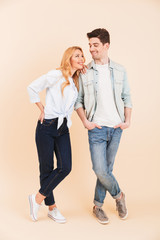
[27,28,132,224]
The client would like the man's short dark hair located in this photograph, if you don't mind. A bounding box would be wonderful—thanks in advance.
[87,28,110,44]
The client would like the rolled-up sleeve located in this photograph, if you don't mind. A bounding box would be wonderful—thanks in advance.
[121,70,132,108]
[27,70,57,103]
[74,74,85,110]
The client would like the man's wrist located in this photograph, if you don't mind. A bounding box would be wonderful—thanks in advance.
[125,121,130,126]
[83,118,88,127]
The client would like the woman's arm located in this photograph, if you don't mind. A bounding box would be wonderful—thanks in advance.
[27,70,59,103]
[36,102,45,123]
[27,70,59,122]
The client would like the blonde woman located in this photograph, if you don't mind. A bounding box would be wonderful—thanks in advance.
[27,46,85,223]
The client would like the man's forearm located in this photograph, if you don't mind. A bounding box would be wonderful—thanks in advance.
[76,108,102,130]
[76,107,87,125]
[124,107,132,125]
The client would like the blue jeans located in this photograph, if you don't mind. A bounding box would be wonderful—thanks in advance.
[35,118,71,206]
[88,126,123,207]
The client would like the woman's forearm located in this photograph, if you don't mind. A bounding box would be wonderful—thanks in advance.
[36,102,44,113]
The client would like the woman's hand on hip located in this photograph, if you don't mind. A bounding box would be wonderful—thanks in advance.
[39,112,45,124]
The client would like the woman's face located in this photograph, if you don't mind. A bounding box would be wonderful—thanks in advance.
[70,49,85,71]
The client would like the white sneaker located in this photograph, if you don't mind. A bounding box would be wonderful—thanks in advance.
[28,194,41,221]
[48,207,66,223]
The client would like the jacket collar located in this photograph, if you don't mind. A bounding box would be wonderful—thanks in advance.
[88,58,114,70]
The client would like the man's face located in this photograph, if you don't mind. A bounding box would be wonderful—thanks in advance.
[89,37,109,61]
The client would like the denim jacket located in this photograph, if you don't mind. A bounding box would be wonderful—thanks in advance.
[74,59,132,122]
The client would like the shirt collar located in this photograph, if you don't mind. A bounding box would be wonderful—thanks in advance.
[88,58,114,70]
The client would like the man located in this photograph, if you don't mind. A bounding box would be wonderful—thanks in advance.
[74,28,132,224]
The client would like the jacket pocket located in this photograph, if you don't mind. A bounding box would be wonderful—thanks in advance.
[84,80,94,94]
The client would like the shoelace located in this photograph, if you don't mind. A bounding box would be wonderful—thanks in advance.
[97,208,106,217]
[116,201,125,213]
[53,208,58,216]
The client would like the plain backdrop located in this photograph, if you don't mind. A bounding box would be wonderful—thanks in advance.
[0,0,160,239]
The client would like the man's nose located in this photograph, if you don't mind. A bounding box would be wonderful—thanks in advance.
[90,46,95,52]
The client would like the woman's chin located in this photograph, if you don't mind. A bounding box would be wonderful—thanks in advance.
[78,66,84,70]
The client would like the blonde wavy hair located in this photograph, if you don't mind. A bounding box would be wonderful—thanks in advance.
[57,46,85,94]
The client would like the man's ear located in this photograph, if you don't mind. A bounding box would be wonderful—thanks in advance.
[105,43,110,49]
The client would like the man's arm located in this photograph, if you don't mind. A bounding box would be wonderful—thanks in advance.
[75,74,101,130]
[74,74,85,110]
[124,107,132,127]
[76,107,101,130]
[114,107,132,129]
[121,70,132,109]
[114,69,132,130]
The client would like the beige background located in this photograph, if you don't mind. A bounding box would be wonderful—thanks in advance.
[0,0,160,239]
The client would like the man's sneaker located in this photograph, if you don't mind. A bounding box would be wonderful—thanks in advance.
[116,192,128,219]
[93,206,109,224]
[28,194,41,221]
[48,207,66,223]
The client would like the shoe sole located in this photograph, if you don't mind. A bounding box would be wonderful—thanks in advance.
[119,210,128,220]
[93,213,109,224]
[28,195,37,222]
[48,214,66,224]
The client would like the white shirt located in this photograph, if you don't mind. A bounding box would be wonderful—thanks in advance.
[27,69,78,129]
[93,64,121,127]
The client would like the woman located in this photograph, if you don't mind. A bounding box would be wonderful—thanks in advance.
[27,46,85,223]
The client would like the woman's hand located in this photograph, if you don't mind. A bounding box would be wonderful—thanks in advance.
[35,102,45,124]
[39,111,45,124]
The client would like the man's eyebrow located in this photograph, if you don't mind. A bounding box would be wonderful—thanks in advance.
[89,43,99,45]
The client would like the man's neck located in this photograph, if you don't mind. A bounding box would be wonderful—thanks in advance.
[94,56,109,65]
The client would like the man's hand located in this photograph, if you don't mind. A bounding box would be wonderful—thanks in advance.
[114,122,130,130]
[83,119,102,130]
[80,65,88,74]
